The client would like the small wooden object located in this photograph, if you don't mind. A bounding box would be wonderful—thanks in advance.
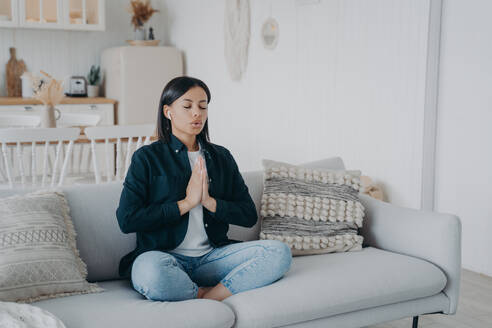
[126,39,160,46]
[6,47,26,97]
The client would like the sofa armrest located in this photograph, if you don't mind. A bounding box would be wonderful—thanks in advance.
[359,194,462,314]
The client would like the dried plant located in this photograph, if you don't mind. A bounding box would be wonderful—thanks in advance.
[127,0,159,29]
[27,71,65,107]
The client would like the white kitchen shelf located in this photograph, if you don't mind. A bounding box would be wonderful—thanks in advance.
[0,0,105,31]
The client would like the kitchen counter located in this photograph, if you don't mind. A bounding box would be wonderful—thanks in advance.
[0,97,117,106]
[0,97,118,124]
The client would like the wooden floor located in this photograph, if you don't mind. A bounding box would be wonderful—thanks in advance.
[368,269,492,328]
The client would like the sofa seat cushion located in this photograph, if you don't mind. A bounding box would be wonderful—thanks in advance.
[33,280,235,328]
[223,246,447,328]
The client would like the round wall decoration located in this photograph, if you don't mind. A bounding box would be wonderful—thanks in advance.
[261,17,279,50]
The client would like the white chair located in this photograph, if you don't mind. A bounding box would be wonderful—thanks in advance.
[0,127,80,188]
[55,112,103,180]
[83,124,155,184]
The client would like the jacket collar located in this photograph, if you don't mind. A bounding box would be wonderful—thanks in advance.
[169,133,212,160]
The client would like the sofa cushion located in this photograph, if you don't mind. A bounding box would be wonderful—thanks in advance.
[60,182,131,282]
[228,157,347,244]
[0,190,102,302]
[33,280,235,328]
[258,159,364,255]
[0,183,130,283]
[222,246,447,328]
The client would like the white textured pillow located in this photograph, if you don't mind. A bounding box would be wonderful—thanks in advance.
[0,190,103,303]
[260,159,365,256]
[0,301,66,327]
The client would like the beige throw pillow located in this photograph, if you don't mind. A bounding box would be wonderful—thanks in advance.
[260,159,365,256]
[0,190,103,303]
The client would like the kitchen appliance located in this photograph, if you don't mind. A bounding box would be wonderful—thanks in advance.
[101,46,183,124]
[66,76,87,97]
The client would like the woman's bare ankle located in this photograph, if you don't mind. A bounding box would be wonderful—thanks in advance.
[197,286,213,299]
[196,287,206,299]
[201,283,232,301]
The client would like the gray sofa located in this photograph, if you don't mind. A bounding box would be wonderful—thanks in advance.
[0,157,461,328]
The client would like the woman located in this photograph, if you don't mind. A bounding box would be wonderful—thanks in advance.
[116,76,292,301]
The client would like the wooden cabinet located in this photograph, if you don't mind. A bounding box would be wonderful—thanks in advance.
[0,0,105,30]
[0,97,116,127]
[64,0,104,31]
[0,0,19,27]
[19,0,63,28]
[57,103,114,126]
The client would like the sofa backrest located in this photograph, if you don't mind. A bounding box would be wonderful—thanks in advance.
[0,156,345,282]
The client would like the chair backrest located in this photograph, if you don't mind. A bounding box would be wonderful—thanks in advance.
[84,124,155,184]
[0,127,80,188]
[56,114,104,176]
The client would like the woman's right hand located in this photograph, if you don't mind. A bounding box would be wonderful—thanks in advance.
[185,159,203,208]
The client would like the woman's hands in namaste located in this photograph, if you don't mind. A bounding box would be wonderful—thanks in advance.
[185,158,203,207]
[178,157,217,215]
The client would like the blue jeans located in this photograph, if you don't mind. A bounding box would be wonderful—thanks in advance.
[131,239,292,301]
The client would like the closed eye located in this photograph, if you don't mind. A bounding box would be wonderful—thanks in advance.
[184,105,207,110]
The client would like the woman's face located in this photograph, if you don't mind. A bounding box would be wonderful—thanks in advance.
[165,86,208,137]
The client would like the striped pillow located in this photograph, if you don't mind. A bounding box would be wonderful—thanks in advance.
[259,159,365,256]
[0,190,103,303]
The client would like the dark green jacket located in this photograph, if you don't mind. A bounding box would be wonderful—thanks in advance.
[116,134,258,278]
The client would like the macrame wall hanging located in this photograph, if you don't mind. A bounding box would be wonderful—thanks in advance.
[224,0,251,81]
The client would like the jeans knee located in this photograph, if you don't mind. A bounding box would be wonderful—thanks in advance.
[132,251,178,277]
[264,240,292,275]
[131,251,185,301]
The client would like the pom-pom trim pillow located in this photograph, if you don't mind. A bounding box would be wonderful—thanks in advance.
[259,159,365,256]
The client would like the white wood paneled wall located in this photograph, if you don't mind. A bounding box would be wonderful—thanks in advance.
[163,0,432,209]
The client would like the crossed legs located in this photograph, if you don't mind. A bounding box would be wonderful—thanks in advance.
[131,240,292,302]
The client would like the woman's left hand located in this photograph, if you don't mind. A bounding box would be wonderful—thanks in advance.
[200,157,217,212]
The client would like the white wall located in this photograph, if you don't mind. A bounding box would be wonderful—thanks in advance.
[435,0,492,276]
[0,0,167,96]
[162,0,431,209]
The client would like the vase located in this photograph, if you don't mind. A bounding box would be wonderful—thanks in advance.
[134,25,146,40]
[21,73,34,98]
[40,105,61,128]
[87,85,99,98]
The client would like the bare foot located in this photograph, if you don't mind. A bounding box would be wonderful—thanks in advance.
[196,286,214,299]
[201,283,233,301]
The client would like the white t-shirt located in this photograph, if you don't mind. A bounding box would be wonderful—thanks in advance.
[171,143,213,257]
